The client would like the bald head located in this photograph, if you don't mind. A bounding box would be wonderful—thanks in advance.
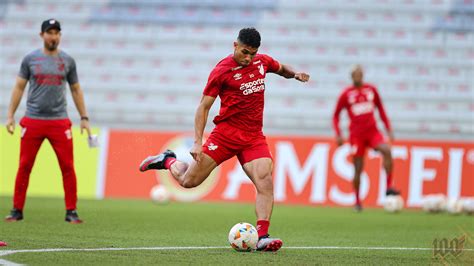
[351,65,364,87]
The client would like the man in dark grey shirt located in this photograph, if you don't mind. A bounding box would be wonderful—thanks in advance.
[5,18,91,224]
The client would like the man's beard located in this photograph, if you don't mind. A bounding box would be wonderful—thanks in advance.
[45,41,58,51]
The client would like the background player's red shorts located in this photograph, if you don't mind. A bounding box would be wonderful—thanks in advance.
[350,130,386,157]
[202,122,272,165]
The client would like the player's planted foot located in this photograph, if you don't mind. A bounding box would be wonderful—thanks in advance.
[5,208,23,222]
[256,235,283,252]
[386,188,400,196]
[65,209,83,224]
[354,203,363,212]
[139,150,176,172]
[0,241,7,247]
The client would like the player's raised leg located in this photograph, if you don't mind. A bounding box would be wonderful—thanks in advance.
[170,152,217,188]
[242,157,282,252]
[140,149,217,189]
[375,143,400,196]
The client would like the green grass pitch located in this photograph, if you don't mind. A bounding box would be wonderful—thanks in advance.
[0,196,472,265]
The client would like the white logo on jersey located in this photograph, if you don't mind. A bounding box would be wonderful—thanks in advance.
[351,102,374,116]
[239,78,265,95]
[258,64,264,76]
[249,73,254,78]
[364,91,374,101]
[348,95,356,104]
[348,91,358,104]
[208,143,218,151]
[233,73,242,80]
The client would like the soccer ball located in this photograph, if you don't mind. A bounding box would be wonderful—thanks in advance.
[384,195,404,213]
[461,198,474,215]
[228,222,258,252]
[150,185,170,203]
[421,194,447,213]
[445,198,463,214]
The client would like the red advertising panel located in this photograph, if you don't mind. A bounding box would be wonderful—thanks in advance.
[104,130,474,207]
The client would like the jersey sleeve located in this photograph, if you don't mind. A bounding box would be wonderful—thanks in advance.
[203,68,222,97]
[373,87,392,131]
[18,55,31,80]
[332,91,347,137]
[66,57,79,85]
[261,54,280,73]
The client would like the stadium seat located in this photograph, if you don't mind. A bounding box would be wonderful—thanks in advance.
[0,0,472,139]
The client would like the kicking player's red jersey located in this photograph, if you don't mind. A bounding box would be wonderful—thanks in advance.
[333,83,391,137]
[203,54,280,132]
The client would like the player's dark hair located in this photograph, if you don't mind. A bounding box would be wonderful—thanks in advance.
[237,28,261,48]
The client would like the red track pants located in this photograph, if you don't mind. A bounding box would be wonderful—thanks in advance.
[13,117,77,210]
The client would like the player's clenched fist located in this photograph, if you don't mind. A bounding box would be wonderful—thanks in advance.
[295,73,310,82]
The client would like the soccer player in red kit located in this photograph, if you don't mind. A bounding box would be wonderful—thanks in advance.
[333,65,399,211]
[4,19,91,223]
[140,28,310,251]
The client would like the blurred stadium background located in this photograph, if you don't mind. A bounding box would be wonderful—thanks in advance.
[0,0,473,264]
[0,0,473,206]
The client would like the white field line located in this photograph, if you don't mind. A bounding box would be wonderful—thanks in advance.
[1,245,473,257]
[0,246,473,266]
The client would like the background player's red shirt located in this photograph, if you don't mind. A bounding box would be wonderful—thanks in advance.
[333,83,391,137]
[203,54,280,132]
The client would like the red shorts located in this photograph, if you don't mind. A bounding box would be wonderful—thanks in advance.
[202,122,272,165]
[350,130,386,157]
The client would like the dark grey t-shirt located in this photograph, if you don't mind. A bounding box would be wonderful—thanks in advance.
[19,49,79,119]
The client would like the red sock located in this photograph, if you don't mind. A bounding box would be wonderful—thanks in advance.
[386,172,393,189]
[256,220,270,238]
[164,158,176,169]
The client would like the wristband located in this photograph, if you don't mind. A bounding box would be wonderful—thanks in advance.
[81,116,89,121]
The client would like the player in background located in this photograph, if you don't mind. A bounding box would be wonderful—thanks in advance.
[333,65,400,212]
[4,19,91,223]
[140,28,310,251]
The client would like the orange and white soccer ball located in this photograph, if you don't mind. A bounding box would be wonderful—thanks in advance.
[461,198,474,215]
[228,222,258,252]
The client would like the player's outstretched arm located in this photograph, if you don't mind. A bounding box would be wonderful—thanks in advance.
[276,64,310,82]
[5,77,27,135]
[70,82,91,136]
[191,95,216,162]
